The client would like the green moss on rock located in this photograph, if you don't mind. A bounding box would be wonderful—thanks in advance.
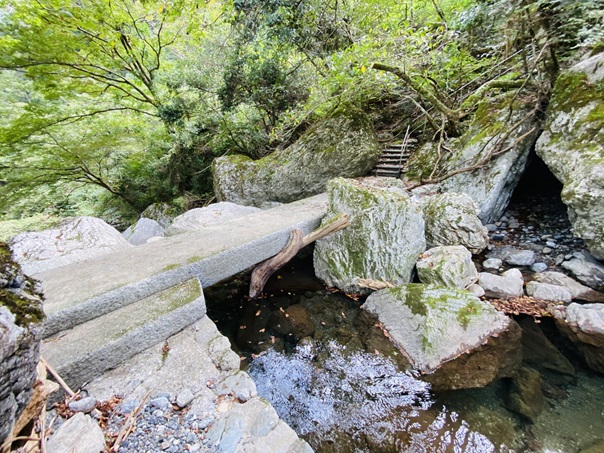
[0,243,45,328]
[213,105,382,206]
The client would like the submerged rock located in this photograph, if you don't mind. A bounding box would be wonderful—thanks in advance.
[519,317,575,384]
[213,105,381,207]
[362,284,521,391]
[165,202,261,236]
[551,303,604,374]
[9,216,132,275]
[122,217,164,245]
[405,93,540,223]
[504,367,544,423]
[420,193,488,254]
[535,52,604,260]
[269,304,315,339]
[416,245,478,289]
[314,177,425,294]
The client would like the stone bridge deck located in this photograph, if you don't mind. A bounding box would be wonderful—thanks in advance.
[37,194,328,393]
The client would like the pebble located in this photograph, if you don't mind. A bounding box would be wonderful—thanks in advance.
[68,397,97,413]
[546,241,557,248]
[531,262,548,273]
[543,247,552,254]
[150,397,171,410]
[117,398,140,415]
[176,388,195,408]
[492,233,506,241]
[483,258,502,270]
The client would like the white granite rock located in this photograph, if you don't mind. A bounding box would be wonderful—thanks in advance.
[551,303,604,374]
[488,246,536,266]
[533,271,604,302]
[165,202,261,236]
[10,217,132,275]
[561,252,604,291]
[526,281,572,303]
[47,413,105,453]
[122,217,164,245]
[421,193,489,254]
[479,269,524,299]
[416,245,478,289]
[314,177,425,294]
[362,284,521,390]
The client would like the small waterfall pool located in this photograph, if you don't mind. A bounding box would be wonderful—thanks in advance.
[205,252,604,453]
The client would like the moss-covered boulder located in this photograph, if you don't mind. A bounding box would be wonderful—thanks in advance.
[212,105,381,207]
[405,94,540,223]
[313,177,425,294]
[362,284,521,391]
[420,192,488,254]
[535,52,604,260]
[416,245,478,289]
[0,244,45,444]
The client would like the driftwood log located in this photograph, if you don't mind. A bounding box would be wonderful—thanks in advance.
[249,213,350,298]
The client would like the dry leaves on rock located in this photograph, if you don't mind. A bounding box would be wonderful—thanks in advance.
[487,296,561,318]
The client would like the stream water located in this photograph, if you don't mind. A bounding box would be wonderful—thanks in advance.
[205,186,604,453]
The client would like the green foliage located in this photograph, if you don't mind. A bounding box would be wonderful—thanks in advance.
[0,0,599,235]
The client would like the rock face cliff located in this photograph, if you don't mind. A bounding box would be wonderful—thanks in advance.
[404,93,540,224]
[0,244,44,444]
[213,105,382,207]
[536,52,604,260]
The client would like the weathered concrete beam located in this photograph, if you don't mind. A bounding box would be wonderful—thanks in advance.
[38,194,327,337]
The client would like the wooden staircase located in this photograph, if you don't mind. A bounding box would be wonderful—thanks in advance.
[373,139,417,178]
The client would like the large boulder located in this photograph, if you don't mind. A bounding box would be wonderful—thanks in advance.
[551,303,604,374]
[416,245,478,289]
[140,202,181,228]
[0,245,45,445]
[535,52,604,260]
[314,177,425,294]
[9,217,132,275]
[165,202,262,236]
[405,93,540,223]
[213,105,382,207]
[122,217,164,245]
[420,192,488,254]
[362,284,521,391]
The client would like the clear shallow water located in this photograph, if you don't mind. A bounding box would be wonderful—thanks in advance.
[249,341,514,452]
[206,256,604,453]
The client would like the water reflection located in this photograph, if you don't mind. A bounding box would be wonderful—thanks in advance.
[250,341,512,452]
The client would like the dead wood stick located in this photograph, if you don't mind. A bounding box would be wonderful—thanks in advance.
[301,213,351,247]
[111,391,150,452]
[40,356,75,398]
[249,213,351,298]
[249,229,304,299]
